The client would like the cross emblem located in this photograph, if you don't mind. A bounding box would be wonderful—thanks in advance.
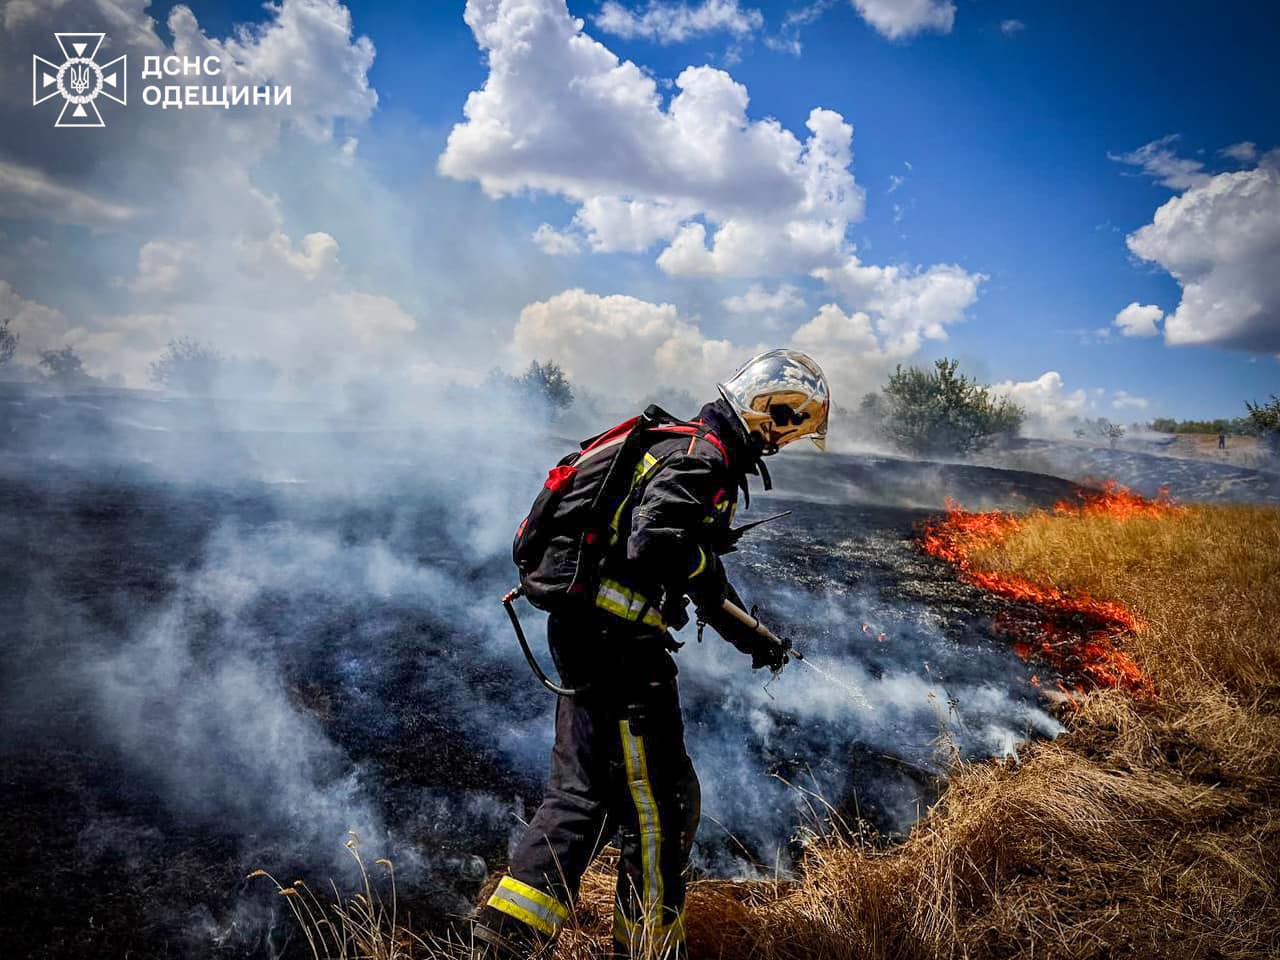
[32,33,127,128]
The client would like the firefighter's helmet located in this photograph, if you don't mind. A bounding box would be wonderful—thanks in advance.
[718,349,830,454]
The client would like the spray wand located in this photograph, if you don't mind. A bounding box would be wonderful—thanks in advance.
[719,597,872,711]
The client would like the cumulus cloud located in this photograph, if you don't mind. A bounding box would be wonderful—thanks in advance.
[999,18,1025,36]
[1113,302,1162,338]
[990,371,1092,427]
[1125,150,1280,352]
[513,282,973,412]
[0,279,72,363]
[815,255,984,353]
[511,288,751,397]
[790,302,889,400]
[1111,391,1149,411]
[532,223,582,256]
[594,0,764,43]
[722,283,805,314]
[439,0,863,277]
[850,0,955,39]
[167,0,377,141]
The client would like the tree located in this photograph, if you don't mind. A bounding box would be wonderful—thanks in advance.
[874,358,1024,456]
[517,359,574,411]
[0,318,17,370]
[149,337,224,394]
[38,345,91,387]
[1246,394,1280,457]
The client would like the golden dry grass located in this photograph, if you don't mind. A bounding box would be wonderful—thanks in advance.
[276,504,1280,959]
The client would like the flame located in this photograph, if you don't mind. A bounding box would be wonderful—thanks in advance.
[919,482,1176,699]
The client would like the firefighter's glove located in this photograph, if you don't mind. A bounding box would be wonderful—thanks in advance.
[752,636,790,672]
[659,588,691,632]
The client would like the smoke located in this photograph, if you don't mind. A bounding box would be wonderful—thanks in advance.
[0,374,1073,955]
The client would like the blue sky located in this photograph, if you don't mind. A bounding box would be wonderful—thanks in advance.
[1,0,1277,424]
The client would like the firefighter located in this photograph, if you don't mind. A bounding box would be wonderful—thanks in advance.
[473,349,831,959]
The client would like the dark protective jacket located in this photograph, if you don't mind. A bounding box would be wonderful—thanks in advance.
[590,398,767,657]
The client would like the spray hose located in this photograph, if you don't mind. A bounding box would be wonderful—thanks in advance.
[502,587,589,697]
[502,590,798,696]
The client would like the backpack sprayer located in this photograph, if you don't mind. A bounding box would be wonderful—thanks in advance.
[501,587,799,698]
[503,511,801,697]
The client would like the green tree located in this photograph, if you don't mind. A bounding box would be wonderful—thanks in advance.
[517,359,574,411]
[38,345,92,387]
[0,318,17,369]
[1246,395,1280,456]
[876,358,1024,456]
[149,337,223,394]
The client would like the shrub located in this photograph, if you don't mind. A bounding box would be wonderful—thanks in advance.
[0,318,16,369]
[149,337,223,394]
[875,359,1024,456]
[149,337,278,396]
[38,345,93,387]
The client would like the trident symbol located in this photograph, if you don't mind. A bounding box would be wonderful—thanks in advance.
[68,63,91,95]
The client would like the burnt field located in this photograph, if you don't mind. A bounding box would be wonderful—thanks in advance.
[1,388,1262,959]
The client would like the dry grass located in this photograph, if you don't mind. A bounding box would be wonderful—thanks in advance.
[274,504,1280,959]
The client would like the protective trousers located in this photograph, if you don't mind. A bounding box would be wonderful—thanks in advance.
[477,629,699,958]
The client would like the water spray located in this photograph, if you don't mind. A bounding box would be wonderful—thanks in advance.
[719,598,872,711]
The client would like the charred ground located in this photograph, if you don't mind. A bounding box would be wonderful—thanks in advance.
[2,387,1271,959]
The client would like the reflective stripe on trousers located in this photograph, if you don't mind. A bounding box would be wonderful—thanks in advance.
[485,874,569,939]
[619,718,685,954]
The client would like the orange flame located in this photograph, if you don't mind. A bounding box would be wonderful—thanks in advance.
[919,482,1174,699]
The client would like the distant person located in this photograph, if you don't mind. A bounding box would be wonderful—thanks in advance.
[1219,431,1226,450]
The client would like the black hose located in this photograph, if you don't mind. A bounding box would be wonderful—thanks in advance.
[502,588,588,697]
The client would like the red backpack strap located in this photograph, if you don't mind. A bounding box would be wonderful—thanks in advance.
[649,419,730,467]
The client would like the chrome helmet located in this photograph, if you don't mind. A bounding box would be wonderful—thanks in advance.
[718,349,830,454]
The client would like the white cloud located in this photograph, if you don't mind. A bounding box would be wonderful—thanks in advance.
[815,255,984,353]
[1219,141,1258,164]
[594,0,763,43]
[439,0,863,277]
[723,282,805,314]
[1111,391,1149,411]
[532,223,582,256]
[1110,135,1210,190]
[764,0,832,55]
[999,18,1025,36]
[1113,302,1162,338]
[125,241,198,295]
[1126,151,1280,352]
[168,0,378,141]
[791,302,889,401]
[511,288,751,397]
[0,159,136,227]
[990,371,1091,426]
[514,285,965,413]
[850,0,955,39]
[0,279,71,363]
[574,196,696,254]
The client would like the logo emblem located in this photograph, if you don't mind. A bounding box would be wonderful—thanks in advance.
[33,33,127,128]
